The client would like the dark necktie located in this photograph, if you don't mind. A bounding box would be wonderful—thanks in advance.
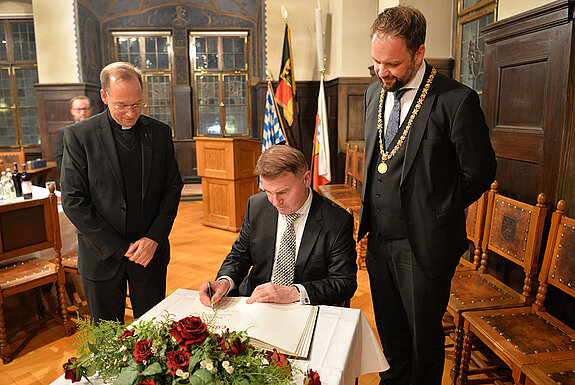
[385,88,408,151]
[272,213,300,286]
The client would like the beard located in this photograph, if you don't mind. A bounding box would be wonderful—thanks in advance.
[378,58,417,92]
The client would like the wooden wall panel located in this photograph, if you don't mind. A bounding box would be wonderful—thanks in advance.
[481,0,575,211]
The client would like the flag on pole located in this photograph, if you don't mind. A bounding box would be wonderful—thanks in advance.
[275,24,297,127]
[312,76,330,190]
[262,83,286,153]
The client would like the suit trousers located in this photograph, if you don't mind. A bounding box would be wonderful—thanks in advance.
[366,237,454,385]
[82,258,167,323]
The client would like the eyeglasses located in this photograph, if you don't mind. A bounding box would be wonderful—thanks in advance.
[112,103,143,112]
[105,91,144,112]
[72,107,92,111]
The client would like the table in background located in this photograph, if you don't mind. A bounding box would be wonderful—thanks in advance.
[1,185,77,265]
[28,160,57,186]
[50,289,389,385]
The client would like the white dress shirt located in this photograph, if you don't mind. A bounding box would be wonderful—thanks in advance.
[383,61,427,135]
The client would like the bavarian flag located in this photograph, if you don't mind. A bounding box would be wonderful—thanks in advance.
[275,24,297,126]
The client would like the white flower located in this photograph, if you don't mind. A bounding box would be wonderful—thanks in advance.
[225,365,234,374]
[181,372,190,379]
[200,358,214,369]
[176,369,184,377]
[262,358,269,366]
[119,345,126,352]
[205,362,214,372]
[222,361,230,368]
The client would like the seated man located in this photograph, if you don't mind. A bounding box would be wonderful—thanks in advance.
[199,145,357,306]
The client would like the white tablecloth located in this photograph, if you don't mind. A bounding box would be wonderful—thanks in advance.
[50,288,389,385]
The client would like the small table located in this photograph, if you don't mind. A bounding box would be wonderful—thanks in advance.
[50,289,389,385]
[28,161,57,186]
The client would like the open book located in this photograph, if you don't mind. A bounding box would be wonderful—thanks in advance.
[185,296,318,359]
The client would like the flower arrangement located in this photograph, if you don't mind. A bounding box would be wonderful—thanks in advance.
[63,314,321,385]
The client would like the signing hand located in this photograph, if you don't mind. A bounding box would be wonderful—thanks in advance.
[199,279,231,307]
[125,237,158,267]
[246,282,299,304]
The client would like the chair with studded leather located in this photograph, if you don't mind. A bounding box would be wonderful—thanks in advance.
[459,199,575,385]
[447,181,548,383]
[0,185,73,363]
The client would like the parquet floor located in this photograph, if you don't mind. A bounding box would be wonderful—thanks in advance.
[0,200,453,385]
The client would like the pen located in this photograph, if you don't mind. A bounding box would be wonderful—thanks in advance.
[207,281,215,311]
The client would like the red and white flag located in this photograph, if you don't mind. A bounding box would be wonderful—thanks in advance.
[312,76,331,190]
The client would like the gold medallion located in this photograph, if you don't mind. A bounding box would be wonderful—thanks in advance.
[378,162,388,174]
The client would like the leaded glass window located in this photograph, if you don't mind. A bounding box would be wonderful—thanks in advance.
[456,0,496,97]
[0,20,39,148]
[190,32,250,136]
[112,32,174,127]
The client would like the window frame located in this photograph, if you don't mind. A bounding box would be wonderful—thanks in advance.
[110,30,175,130]
[454,0,497,96]
[0,18,39,150]
[189,31,251,137]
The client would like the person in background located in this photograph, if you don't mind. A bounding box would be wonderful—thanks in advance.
[54,96,93,167]
[358,6,496,384]
[61,62,183,323]
[199,145,357,307]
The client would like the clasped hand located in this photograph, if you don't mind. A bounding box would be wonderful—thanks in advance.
[125,237,158,267]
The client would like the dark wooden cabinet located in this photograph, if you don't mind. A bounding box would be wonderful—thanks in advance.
[481,0,575,212]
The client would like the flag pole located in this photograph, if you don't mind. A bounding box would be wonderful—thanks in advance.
[266,68,289,146]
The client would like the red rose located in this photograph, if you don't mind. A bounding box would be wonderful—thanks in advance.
[218,331,246,356]
[304,369,322,385]
[134,339,153,363]
[120,329,134,340]
[166,349,191,376]
[63,357,83,382]
[266,348,288,367]
[137,380,156,385]
[169,316,208,348]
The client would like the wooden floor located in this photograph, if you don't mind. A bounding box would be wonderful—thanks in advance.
[0,200,455,385]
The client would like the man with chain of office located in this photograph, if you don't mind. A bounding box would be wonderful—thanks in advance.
[358,6,496,384]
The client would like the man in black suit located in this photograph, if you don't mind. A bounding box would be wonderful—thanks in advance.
[61,62,183,323]
[358,6,496,384]
[54,96,93,167]
[199,145,357,307]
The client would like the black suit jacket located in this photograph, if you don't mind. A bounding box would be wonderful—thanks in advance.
[54,126,65,167]
[217,190,357,305]
[61,110,183,281]
[359,63,496,278]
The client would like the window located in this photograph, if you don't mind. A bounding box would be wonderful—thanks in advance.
[0,20,39,147]
[455,0,496,98]
[190,32,250,136]
[111,32,174,127]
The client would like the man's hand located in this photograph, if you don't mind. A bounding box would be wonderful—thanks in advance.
[125,237,158,267]
[199,279,230,307]
[246,282,299,304]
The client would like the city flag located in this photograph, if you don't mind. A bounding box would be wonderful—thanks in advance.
[312,77,331,190]
[275,24,297,127]
[262,83,286,153]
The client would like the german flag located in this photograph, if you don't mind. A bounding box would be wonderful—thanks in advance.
[275,24,297,127]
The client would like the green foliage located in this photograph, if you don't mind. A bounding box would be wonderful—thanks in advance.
[64,312,307,385]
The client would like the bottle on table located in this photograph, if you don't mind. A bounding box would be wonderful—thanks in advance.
[21,163,32,200]
[12,162,22,197]
[4,169,16,203]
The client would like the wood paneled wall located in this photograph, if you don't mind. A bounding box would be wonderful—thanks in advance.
[481,0,575,212]
[34,83,104,182]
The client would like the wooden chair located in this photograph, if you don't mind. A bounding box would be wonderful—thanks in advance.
[523,359,575,385]
[457,191,489,272]
[448,181,547,382]
[0,185,73,363]
[317,143,356,195]
[459,199,575,385]
[0,146,25,172]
